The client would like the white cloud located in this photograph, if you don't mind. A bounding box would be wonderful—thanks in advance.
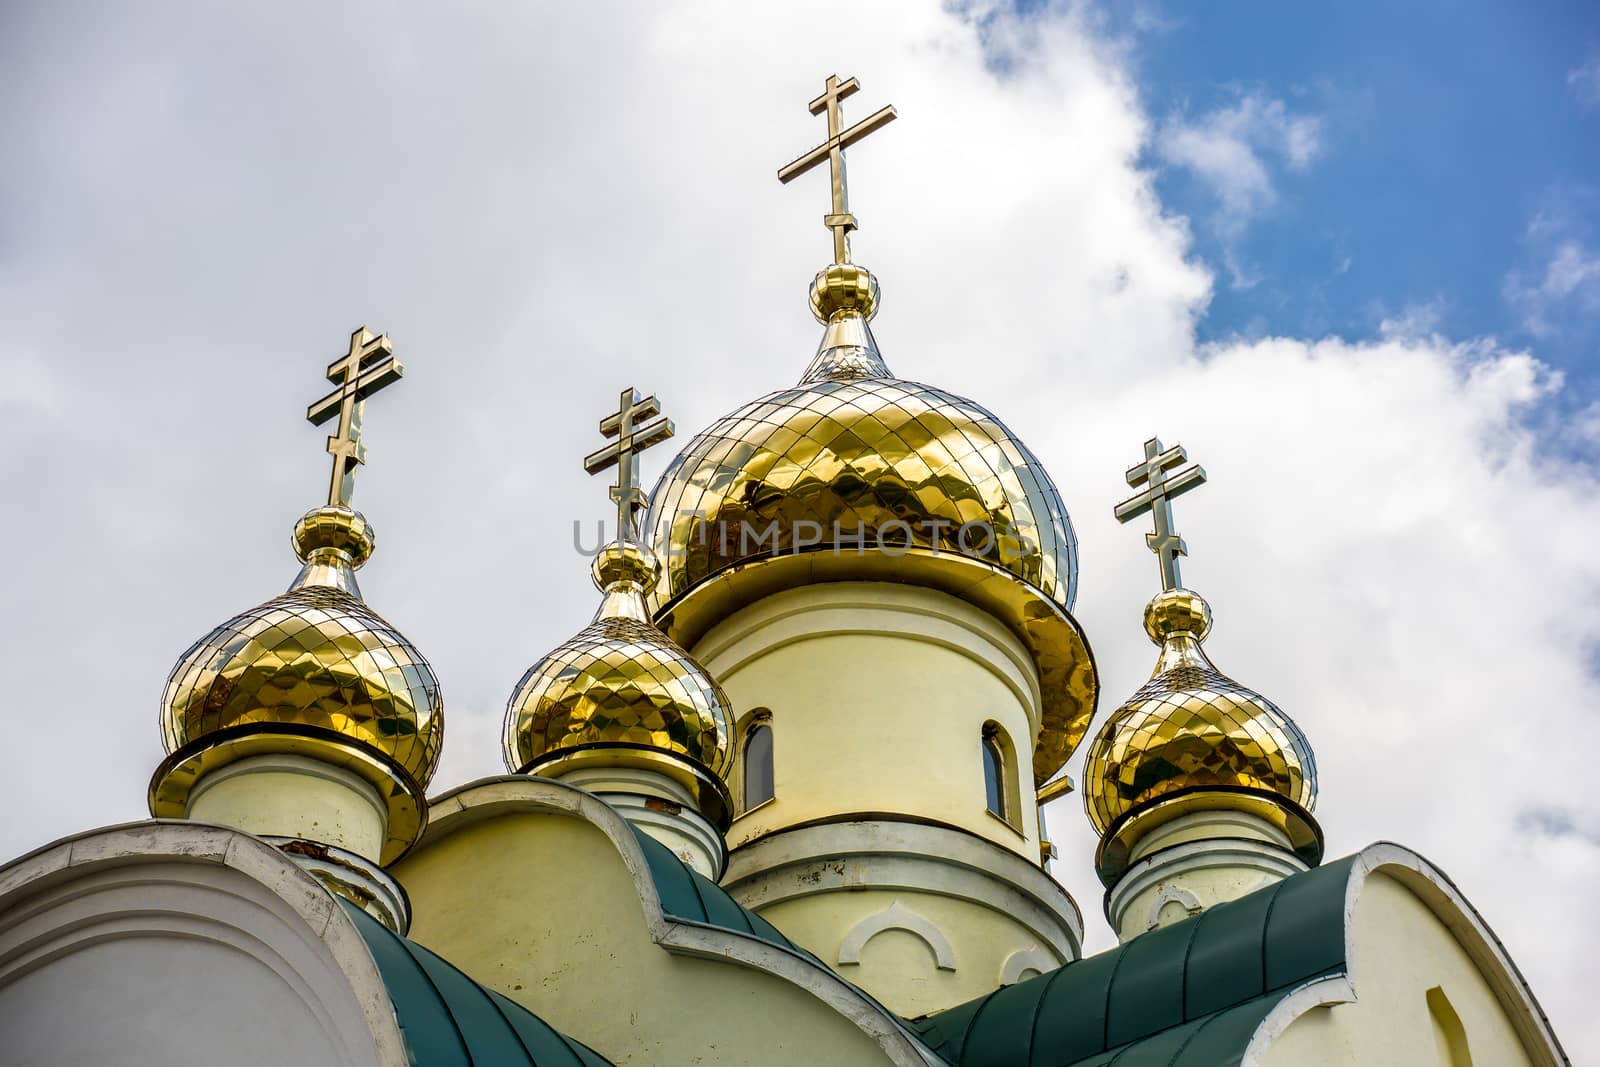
[1155,92,1325,286]
[1377,298,1447,341]
[1569,53,1600,107]
[0,0,1595,1054]
[1504,217,1600,335]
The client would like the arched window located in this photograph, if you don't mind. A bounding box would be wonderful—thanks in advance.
[982,724,1008,821]
[743,715,774,811]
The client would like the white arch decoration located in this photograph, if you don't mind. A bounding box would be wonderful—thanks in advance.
[837,900,957,972]
[1143,883,1203,932]
[998,945,1057,985]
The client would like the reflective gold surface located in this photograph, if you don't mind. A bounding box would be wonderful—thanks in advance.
[1082,590,1317,837]
[293,504,376,569]
[158,556,445,788]
[777,73,897,264]
[810,262,880,322]
[644,374,1080,612]
[504,541,732,782]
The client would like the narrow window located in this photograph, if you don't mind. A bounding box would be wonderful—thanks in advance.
[743,720,774,811]
[982,726,1007,820]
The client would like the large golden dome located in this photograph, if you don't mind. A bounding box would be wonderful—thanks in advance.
[151,506,443,862]
[643,265,1096,785]
[1083,590,1318,877]
[647,375,1077,606]
[644,269,1076,610]
[504,541,733,825]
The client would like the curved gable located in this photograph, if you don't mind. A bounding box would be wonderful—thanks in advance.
[0,821,407,1067]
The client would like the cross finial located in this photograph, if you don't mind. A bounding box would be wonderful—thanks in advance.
[306,326,404,508]
[778,74,897,264]
[1113,437,1208,592]
[582,387,675,543]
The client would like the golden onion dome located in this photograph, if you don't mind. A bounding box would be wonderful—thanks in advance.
[1083,589,1320,880]
[504,540,733,827]
[643,264,1097,785]
[150,506,443,862]
[646,268,1077,611]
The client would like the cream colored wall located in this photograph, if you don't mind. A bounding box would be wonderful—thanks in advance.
[760,886,1063,1017]
[1110,810,1306,942]
[187,753,387,859]
[392,809,896,1067]
[1261,872,1538,1067]
[694,583,1042,859]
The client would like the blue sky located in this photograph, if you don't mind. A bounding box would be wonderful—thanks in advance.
[1083,1,1600,392]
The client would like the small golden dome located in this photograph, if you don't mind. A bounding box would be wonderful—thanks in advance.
[1083,590,1317,837]
[151,506,443,862]
[504,541,733,824]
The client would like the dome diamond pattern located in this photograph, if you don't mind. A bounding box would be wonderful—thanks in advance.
[645,376,1078,610]
[162,585,444,785]
[1084,650,1317,835]
[504,616,731,776]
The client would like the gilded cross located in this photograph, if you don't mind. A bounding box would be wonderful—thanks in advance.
[583,387,675,543]
[777,74,897,264]
[1113,437,1208,592]
[306,326,404,508]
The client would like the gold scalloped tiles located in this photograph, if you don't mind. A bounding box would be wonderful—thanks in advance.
[1084,657,1317,834]
[162,586,444,785]
[504,617,731,776]
[644,376,1077,610]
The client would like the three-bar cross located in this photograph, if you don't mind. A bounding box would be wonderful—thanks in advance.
[583,387,675,543]
[306,326,404,508]
[777,74,897,264]
[1113,437,1207,592]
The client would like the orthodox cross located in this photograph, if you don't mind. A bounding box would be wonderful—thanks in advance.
[1113,437,1207,592]
[306,326,404,508]
[583,387,675,543]
[777,74,897,264]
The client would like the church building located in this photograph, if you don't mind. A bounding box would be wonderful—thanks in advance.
[0,76,1570,1066]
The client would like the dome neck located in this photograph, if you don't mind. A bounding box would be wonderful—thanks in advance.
[800,309,891,384]
[289,506,373,597]
[289,548,363,597]
[593,581,652,624]
[1150,630,1214,677]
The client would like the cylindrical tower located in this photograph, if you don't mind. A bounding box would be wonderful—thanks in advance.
[642,258,1097,1015]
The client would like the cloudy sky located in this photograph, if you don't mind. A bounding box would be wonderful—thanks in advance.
[4,0,1598,1052]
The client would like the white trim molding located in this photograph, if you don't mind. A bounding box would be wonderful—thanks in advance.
[837,901,957,972]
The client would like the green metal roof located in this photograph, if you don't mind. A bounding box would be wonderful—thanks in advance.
[627,825,808,955]
[908,856,1357,1067]
[342,901,614,1066]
